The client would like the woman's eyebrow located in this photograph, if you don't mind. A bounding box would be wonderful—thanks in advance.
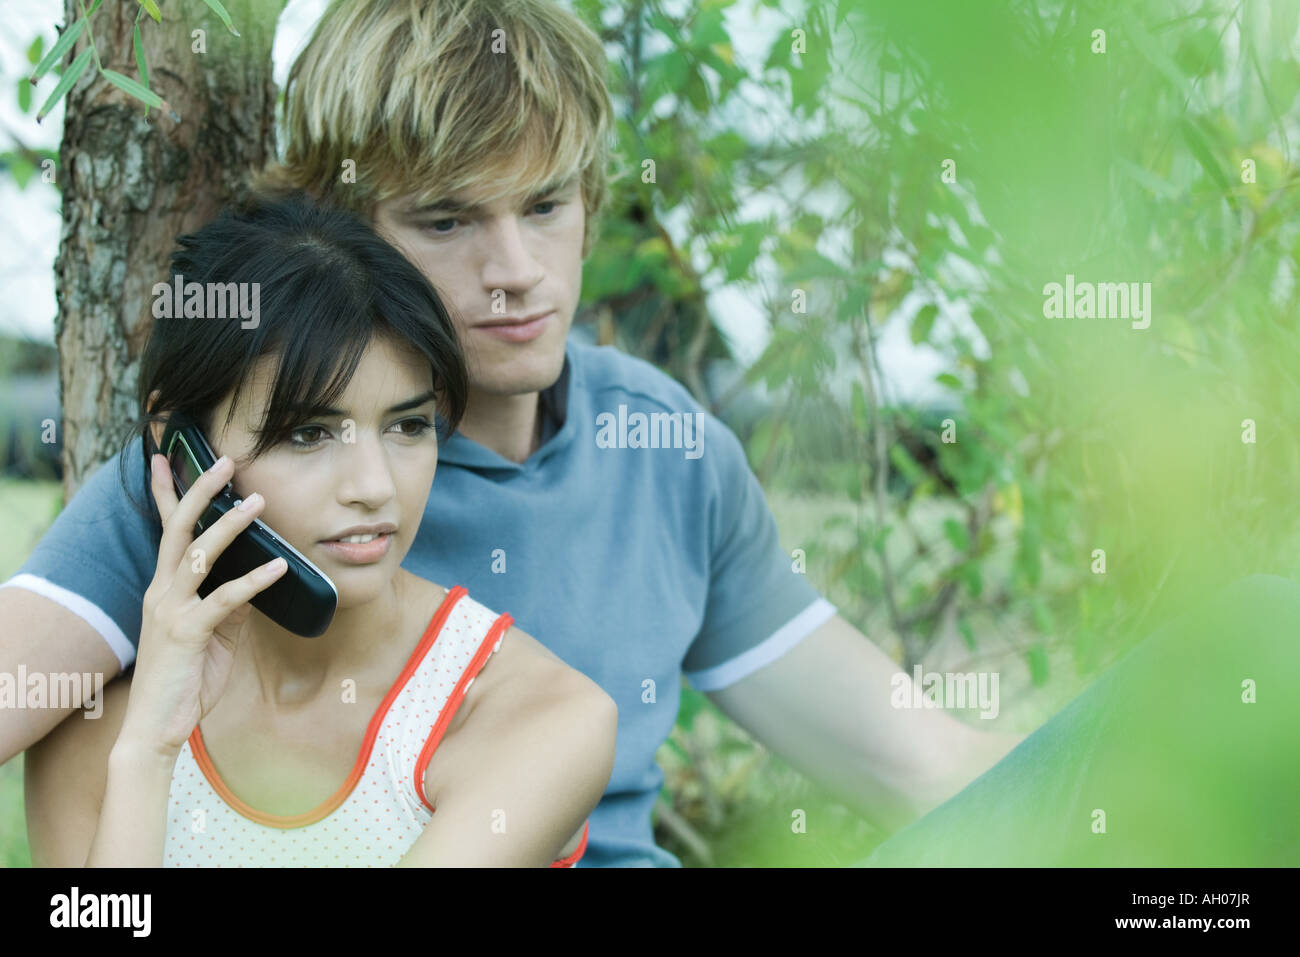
[299,389,438,417]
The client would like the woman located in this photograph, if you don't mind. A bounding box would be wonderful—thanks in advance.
[24,191,617,867]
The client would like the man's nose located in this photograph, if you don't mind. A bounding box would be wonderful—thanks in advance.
[480,217,545,295]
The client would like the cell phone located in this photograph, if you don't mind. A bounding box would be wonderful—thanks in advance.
[143,411,338,638]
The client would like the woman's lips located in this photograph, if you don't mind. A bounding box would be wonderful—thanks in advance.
[319,532,393,564]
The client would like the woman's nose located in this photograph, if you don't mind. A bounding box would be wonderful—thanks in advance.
[335,435,398,507]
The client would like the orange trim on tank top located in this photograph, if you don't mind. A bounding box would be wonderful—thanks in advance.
[187,584,469,829]
[411,612,589,867]
[412,611,514,810]
[548,819,590,868]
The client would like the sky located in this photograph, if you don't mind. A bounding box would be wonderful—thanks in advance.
[0,0,950,404]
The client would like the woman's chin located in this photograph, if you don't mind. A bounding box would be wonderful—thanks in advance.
[332,577,392,610]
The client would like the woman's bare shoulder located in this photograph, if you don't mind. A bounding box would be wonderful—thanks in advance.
[468,617,582,701]
[411,575,573,685]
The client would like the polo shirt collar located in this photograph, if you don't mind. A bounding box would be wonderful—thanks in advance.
[437,336,579,472]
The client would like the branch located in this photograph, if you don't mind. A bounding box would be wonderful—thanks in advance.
[852,299,908,656]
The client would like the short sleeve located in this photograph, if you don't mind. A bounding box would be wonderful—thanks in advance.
[681,416,836,692]
[0,434,160,670]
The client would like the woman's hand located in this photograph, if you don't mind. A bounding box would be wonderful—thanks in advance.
[116,452,288,759]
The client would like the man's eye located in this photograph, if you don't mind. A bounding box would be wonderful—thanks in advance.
[533,200,558,216]
[422,218,458,234]
[289,426,329,447]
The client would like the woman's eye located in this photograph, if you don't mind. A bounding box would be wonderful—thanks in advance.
[533,200,558,216]
[422,218,458,234]
[289,426,328,447]
[393,417,435,438]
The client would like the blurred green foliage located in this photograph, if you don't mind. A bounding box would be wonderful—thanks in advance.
[574,0,1300,864]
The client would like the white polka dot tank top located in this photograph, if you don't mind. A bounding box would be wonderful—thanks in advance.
[161,585,588,867]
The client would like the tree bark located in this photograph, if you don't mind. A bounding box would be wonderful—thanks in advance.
[54,0,286,498]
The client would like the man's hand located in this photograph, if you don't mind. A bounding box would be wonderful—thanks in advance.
[705,613,1028,835]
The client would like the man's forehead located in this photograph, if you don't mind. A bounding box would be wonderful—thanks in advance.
[392,172,581,217]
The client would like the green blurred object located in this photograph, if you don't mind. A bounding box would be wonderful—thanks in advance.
[863,575,1300,866]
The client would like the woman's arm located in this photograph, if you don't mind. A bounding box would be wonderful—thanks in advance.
[397,662,617,867]
[85,737,180,867]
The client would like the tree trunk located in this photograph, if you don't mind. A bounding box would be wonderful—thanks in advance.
[54,0,286,498]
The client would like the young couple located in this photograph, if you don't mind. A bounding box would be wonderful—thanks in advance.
[3,0,1025,867]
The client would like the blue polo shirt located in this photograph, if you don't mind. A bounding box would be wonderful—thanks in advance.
[5,336,836,867]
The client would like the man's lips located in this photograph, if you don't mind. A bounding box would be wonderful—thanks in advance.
[474,311,554,342]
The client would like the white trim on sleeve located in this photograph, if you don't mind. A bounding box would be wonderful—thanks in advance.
[684,597,837,692]
[0,573,137,671]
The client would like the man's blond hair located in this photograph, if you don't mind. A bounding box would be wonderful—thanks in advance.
[251,0,618,258]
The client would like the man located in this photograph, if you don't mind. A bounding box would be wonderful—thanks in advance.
[0,0,1022,866]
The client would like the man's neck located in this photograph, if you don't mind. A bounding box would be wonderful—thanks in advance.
[454,388,542,464]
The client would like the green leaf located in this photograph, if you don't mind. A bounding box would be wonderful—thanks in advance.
[942,517,969,552]
[1120,9,1192,100]
[677,687,707,730]
[722,222,764,282]
[8,152,34,189]
[788,249,848,282]
[100,68,163,108]
[958,617,976,651]
[17,77,31,113]
[690,5,728,50]
[133,24,148,94]
[889,443,924,485]
[685,71,710,111]
[1180,118,1231,191]
[200,0,240,37]
[935,372,963,391]
[35,45,92,123]
[1116,157,1178,199]
[1026,646,1049,686]
[30,20,83,84]
[138,0,162,23]
[836,285,869,324]
[850,381,868,432]
[747,417,775,467]
[1031,597,1054,634]
[26,35,44,66]
[910,304,938,345]
[955,560,982,598]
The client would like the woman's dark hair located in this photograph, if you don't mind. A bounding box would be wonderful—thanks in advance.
[118,189,468,520]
